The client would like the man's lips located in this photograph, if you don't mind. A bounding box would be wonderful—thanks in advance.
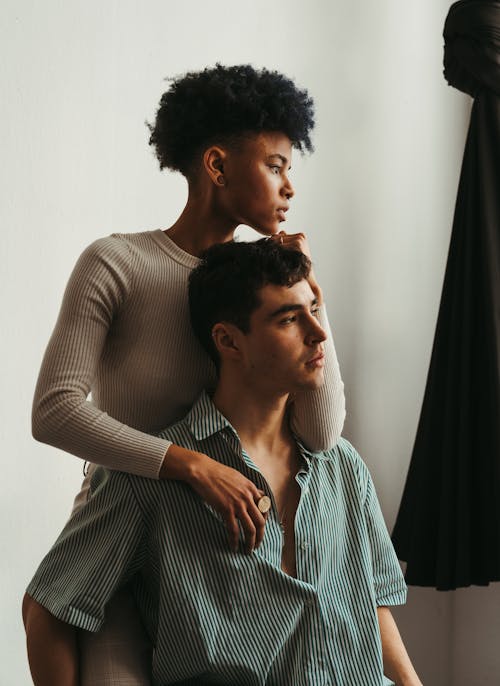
[305,352,325,368]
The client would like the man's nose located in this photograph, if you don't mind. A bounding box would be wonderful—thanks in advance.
[306,314,327,344]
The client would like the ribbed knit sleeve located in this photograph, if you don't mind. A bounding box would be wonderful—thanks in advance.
[32,237,172,478]
[289,304,345,451]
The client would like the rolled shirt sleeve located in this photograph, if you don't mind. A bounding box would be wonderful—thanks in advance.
[363,470,407,607]
[26,468,145,632]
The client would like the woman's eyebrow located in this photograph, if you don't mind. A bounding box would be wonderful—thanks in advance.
[267,153,289,166]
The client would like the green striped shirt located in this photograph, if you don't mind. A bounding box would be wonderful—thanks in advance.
[28,392,406,685]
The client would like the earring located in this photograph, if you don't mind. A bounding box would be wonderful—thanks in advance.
[217,175,225,186]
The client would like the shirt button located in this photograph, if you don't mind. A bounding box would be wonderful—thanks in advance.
[301,541,309,550]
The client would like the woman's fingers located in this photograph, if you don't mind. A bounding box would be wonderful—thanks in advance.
[268,231,322,300]
[223,510,241,553]
[188,453,270,554]
[237,509,257,555]
[231,487,268,554]
[269,231,311,259]
[249,501,267,549]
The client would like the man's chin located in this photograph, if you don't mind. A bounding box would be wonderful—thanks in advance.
[296,373,325,393]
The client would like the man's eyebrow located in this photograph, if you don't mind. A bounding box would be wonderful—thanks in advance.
[269,298,318,318]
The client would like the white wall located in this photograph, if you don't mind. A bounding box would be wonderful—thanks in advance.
[2,1,498,684]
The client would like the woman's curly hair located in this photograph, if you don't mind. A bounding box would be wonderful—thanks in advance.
[148,64,315,176]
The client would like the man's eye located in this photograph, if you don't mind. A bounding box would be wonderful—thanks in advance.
[281,315,297,324]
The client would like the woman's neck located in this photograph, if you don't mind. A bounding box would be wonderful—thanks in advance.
[165,188,237,257]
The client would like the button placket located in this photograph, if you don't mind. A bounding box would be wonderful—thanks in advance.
[294,468,312,579]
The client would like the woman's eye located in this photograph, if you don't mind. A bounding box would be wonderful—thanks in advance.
[269,165,281,174]
[311,307,320,318]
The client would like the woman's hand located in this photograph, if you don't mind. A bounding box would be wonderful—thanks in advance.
[160,444,268,554]
[269,231,323,303]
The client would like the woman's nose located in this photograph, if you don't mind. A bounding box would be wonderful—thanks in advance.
[283,176,294,199]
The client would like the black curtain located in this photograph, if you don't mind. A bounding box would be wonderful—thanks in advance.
[392,0,500,590]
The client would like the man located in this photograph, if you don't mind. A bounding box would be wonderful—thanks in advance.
[23,240,421,685]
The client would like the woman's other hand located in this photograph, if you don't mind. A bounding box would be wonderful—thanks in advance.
[269,231,322,303]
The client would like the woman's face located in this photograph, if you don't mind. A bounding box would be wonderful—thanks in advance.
[220,131,295,236]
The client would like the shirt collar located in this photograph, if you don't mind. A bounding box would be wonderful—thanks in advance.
[186,390,236,441]
[186,391,333,462]
[293,437,332,462]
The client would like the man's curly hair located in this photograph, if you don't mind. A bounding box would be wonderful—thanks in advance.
[148,64,315,176]
[188,238,311,368]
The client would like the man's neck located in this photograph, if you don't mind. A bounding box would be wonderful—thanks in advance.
[213,375,302,578]
[212,380,291,456]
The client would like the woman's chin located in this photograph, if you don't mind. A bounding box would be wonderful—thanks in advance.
[234,220,282,238]
[253,223,281,237]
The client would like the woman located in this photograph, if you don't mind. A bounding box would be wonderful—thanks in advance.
[24,64,345,685]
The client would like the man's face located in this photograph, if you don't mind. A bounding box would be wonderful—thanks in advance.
[237,279,326,395]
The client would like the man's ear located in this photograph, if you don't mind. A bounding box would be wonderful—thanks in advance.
[211,322,243,362]
[203,146,227,187]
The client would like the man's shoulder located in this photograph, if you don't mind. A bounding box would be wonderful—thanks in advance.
[315,437,372,500]
[319,437,365,467]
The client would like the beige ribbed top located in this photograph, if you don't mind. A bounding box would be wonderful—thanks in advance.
[32,230,345,479]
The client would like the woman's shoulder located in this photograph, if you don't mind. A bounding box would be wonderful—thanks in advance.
[86,229,156,255]
[77,231,134,265]
[72,230,197,295]
[99,229,199,269]
[75,230,163,271]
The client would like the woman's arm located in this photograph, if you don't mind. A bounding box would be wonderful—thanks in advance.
[32,236,170,478]
[290,295,345,450]
[32,235,266,548]
[272,232,346,451]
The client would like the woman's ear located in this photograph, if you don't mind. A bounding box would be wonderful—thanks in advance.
[211,322,243,362]
[203,146,227,188]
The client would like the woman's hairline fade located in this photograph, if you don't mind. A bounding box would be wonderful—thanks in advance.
[147,63,315,177]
